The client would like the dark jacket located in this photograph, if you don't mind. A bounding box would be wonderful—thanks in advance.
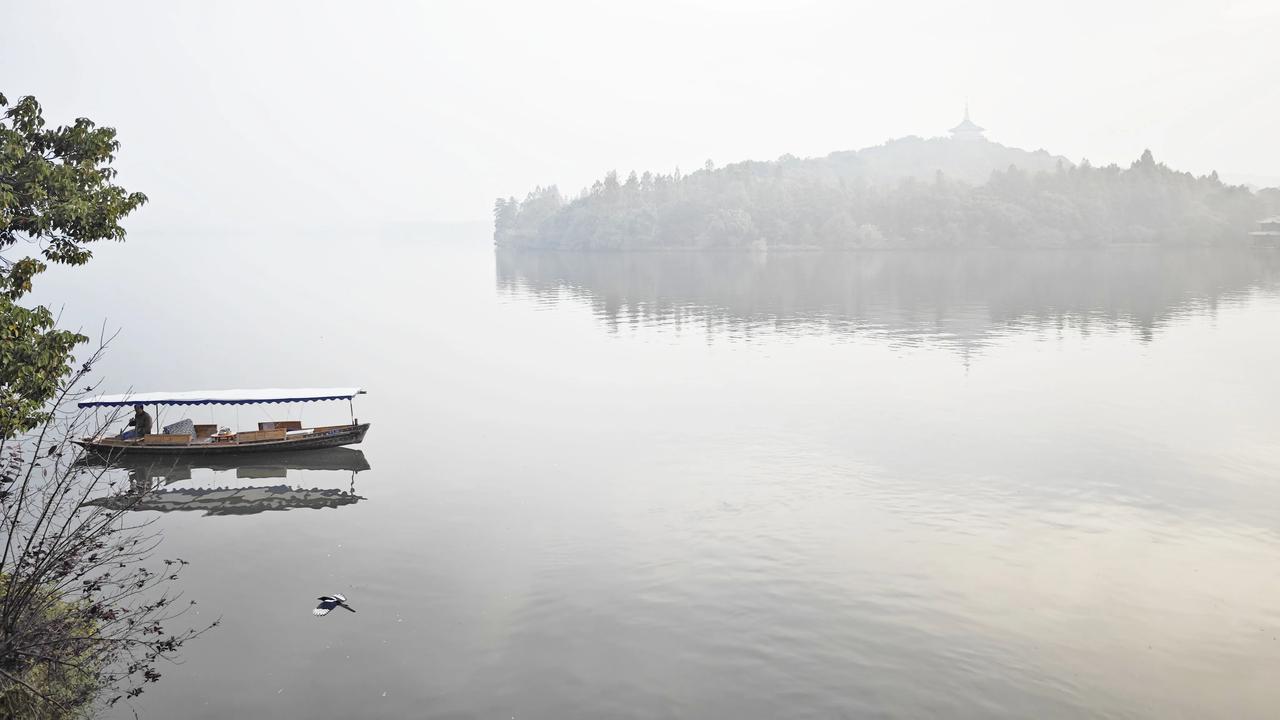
[127,409,153,436]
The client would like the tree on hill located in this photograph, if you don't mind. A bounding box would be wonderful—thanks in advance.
[494,139,1279,250]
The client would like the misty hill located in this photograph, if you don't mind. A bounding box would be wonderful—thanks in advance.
[823,135,1068,186]
[494,139,1279,250]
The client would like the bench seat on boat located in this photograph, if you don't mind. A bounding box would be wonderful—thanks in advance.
[236,429,288,443]
[142,434,192,445]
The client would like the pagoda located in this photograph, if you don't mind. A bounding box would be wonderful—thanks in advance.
[949,105,986,141]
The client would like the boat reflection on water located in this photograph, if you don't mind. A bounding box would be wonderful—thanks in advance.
[81,448,371,517]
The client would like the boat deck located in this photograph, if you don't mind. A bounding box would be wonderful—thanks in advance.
[76,423,371,458]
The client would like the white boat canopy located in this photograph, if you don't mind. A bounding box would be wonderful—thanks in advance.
[77,387,365,408]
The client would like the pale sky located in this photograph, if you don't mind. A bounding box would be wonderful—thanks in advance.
[3,0,1277,232]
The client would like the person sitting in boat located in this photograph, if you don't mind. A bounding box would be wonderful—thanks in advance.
[119,404,152,440]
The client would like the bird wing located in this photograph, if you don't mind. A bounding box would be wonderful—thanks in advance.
[314,599,337,616]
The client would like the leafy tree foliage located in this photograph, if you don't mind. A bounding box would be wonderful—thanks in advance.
[0,92,146,438]
[495,140,1279,251]
[0,95,207,718]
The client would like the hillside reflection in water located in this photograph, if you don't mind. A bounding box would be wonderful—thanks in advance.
[497,249,1280,347]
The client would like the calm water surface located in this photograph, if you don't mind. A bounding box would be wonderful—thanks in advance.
[36,231,1280,719]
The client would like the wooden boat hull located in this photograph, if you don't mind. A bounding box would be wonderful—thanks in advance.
[75,447,371,477]
[74,423,370,459]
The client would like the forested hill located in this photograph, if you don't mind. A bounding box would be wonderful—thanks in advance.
[494,139,1280,250]
[823,135,1067,185]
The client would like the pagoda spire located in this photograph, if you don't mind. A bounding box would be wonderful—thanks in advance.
[949,103,985,140]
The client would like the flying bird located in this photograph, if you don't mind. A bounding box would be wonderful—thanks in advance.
[313,594,356,616]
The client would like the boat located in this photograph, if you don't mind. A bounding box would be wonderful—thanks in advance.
[1250,217,1280,248]
[74,387,370,459]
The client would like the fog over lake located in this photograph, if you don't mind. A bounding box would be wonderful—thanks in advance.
[30,231,1280,719]
[6,4,1280,716]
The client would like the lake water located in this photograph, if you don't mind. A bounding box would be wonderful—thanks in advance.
[35,231,1280,719]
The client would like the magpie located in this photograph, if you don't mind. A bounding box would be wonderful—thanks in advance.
[313,593,356,616]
